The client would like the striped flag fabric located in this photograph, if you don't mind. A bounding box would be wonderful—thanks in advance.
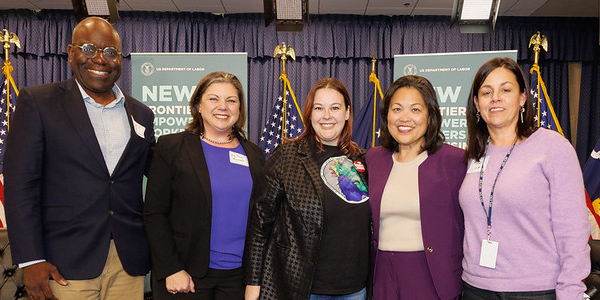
[0,75,18,228]
[529,64,564,135]
[584,138,600,238]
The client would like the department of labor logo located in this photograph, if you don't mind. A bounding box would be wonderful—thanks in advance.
[403,64,417,75]
[141,62,154,76]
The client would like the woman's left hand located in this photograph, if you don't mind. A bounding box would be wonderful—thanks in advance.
[245,285,260,300]
[165,269,195,294]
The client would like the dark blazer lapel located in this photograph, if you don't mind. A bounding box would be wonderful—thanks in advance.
[241,140,259,183]
[60,78,109,174]
[373,151,393,208]
[184,132,212,211]
[369,148,393,242]
[297,139,323,230]
[298,139,323,198]
[418,152,440,223]
[240,139,263,205]
[112,96,141,175]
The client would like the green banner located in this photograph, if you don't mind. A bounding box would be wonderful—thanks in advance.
[394,50,517,148]
[131,53,248,138]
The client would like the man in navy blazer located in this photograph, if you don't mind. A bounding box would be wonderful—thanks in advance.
[4,17,154,300]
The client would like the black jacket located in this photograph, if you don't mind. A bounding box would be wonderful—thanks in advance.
[5,77,154,279]
[244,139,368,300]
[144,131,264,280]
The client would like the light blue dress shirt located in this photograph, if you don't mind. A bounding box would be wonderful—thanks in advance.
[76,81,130,175]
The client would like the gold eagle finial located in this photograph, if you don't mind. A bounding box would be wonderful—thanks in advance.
[1,29,21,62]
[529,31,548,66]
[274,42,295,75]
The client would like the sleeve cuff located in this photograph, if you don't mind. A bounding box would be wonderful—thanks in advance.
[18,259,46,269]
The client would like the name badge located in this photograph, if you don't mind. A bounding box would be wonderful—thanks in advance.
[467,157,489,173]
[131,116,146,139]
[479,239,499,269]
[229,151,249,167]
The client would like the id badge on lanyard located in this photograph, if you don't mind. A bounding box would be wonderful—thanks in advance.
[477,136,518,269]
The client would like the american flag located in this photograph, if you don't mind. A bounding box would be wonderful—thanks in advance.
[584,138,600,238]
[258,90,304,158]
[0,76,18,228]
[529,65,564,135]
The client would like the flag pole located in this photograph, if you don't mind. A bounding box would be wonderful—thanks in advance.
[274,42,298,143]
[368,44,384,148]
[1,29,21,131]
[528,31,548,129]
[528,31,563,135]
[370,45,377,148]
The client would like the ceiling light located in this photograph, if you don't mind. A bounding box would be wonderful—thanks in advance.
[264,0,309,31]
[461,0,494,20]
[451,0,501,33]
[71,0,119,24]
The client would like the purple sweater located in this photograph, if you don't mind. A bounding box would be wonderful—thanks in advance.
[459,128,590,299]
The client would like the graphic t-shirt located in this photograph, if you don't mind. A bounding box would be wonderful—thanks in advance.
[310,144,370,295]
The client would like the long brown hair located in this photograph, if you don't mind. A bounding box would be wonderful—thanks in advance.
[295,78,360,157]
[465,57,535,161]
[186,71,247,139]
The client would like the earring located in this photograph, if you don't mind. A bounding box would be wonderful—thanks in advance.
[476,111,481,123]
[520,106,525,124]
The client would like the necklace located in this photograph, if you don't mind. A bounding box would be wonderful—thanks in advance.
[199,132,233,144]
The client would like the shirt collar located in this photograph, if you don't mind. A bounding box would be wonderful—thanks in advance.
[75,80,125,109]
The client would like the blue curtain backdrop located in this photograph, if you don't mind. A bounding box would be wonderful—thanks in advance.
[577,61,600,164]
[0,9,598,163]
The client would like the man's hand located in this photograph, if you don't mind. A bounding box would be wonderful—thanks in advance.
[23,262,67,300]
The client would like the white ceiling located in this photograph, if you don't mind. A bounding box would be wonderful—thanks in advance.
[0,0,597,17]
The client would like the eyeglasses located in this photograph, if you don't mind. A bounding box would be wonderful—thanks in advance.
[73,43,121,61]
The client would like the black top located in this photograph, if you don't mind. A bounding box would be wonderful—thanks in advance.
[310,144,371,295]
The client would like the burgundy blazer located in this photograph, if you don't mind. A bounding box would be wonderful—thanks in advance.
[366,144,467,300]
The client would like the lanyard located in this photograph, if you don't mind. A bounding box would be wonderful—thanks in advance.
[478,136,518,240]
